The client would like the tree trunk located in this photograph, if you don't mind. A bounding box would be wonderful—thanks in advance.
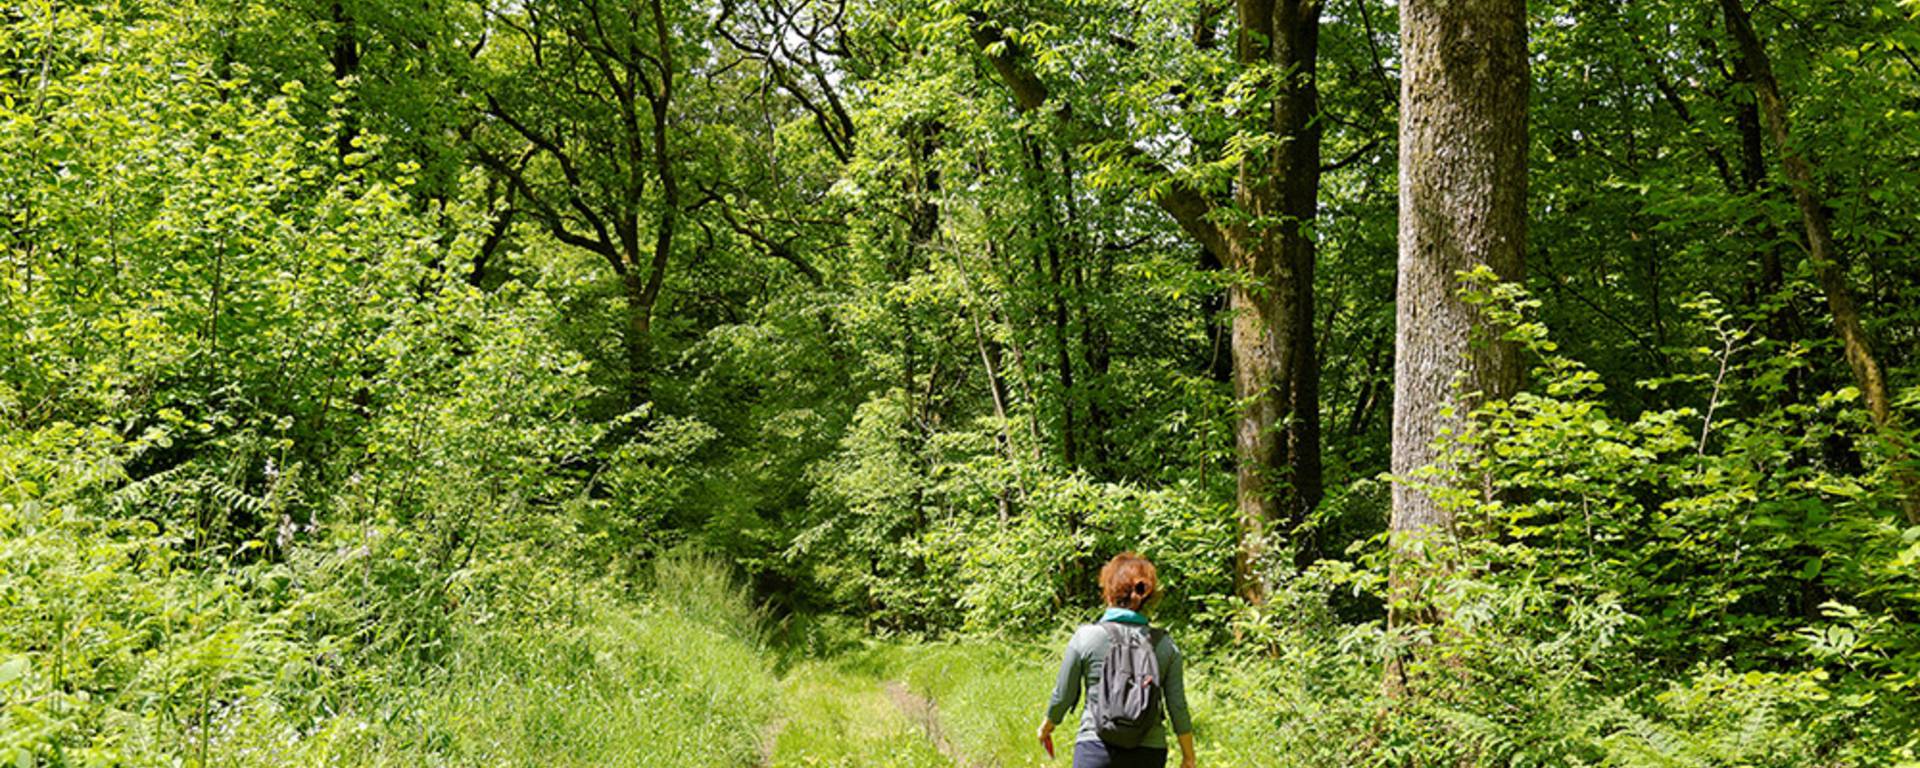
[623,0,680,409]
[1062,147,1113,475]
[1200,246,1235,385]
[1078,255,1113,474]
[330,0,360,163]
[1229,0,1324,601]
[1718,0,1920,525]
[1046,219,1079,468]
[902,119,942,430]
[1387,0,1529,694]
[621,270,656,406]
[1022,137,1083,469]
[1345,327,1388,437]
[1724,49,1805,410]
[958,258,1017,522]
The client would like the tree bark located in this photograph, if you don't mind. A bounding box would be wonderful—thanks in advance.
[1229,0,1325,597]
[1027,139,1081,467]
[1721,46,1802,409]
[1078,249,1114,474]
[1718,0,1920,525]
[1387,0,1529,694]
[1199,246,1235,384]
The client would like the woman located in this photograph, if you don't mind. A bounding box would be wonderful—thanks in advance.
[1038,552,1196,768]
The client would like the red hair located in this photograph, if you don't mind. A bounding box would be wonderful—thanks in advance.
[1099,552,1158,610]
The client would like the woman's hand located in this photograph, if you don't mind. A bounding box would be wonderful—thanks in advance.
[1037,719,1056,758]
[1178,731,1197,768]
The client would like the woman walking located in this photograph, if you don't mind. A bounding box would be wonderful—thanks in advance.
[1038,552,1196,768]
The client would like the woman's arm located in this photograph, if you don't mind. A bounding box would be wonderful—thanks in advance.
[1044,630,1086,725]
[1164,641,1195,766]
[1039,630,1087,755]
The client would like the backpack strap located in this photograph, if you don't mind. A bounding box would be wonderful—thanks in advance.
[1098,621,1162,648]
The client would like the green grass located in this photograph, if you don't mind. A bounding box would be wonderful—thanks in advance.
[287,596,780,767]
[852,640,1058,767]
[272,605,1346,768]
[847,632,1356,767]
[160,546,1331,768]
[765,661,950,768]
[214,552,788,767]
[433,603,776,766]
[41,569,1868,768]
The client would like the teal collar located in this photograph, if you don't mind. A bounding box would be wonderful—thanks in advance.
[1101,607,1149,625]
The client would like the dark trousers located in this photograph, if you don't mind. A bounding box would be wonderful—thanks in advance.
[1072,740,1169,768]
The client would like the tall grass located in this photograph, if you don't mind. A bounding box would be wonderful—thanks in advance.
[281,554,779,767]
[649,547,769,645]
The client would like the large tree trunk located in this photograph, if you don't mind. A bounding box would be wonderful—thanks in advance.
[1229,0,1325,601]
[1717,0,1920,525]
[1387,0,1529,694]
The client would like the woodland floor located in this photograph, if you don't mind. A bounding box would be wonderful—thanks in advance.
[763,653,1039,767]
[763,663,961,767]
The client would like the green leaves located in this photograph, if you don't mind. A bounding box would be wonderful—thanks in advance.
[0,657,26,688]
[4,0,1920,762]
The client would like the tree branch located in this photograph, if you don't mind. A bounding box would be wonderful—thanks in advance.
[964,11,1228,261]
[483,93,621,256]
[471,143,621,266]
[1319,136,1382,173]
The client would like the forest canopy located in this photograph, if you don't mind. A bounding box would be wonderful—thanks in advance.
[4,0,1920,764]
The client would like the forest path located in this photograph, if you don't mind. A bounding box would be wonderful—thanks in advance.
[883,680,982,767]
[760,661,959,767]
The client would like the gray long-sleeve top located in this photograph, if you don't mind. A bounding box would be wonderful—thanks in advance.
[1045,621,1193,747]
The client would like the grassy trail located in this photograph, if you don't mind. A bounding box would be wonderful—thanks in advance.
[765,639,1305,768]
[345,614,1301,767]
[275,577,1297,766]
[880,681,971,766]
[765,642,1075,768]
[763,662,958,767]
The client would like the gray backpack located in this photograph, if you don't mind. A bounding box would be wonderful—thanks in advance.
[1092,622,1165,747]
